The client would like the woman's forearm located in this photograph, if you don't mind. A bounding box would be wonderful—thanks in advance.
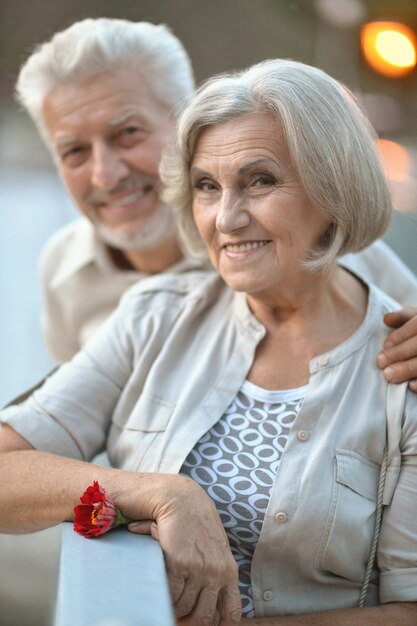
[0,447,160,533]
[0,426,242,625]
[0,423,178,533]
[240,602,417,625]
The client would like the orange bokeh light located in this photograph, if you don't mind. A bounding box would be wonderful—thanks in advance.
[378,139,410,182]
[361,21,417,77]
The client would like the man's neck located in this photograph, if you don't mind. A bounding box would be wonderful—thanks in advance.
[108,236,184,274]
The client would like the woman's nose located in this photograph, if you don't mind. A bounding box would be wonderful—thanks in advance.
[215,190,251,233]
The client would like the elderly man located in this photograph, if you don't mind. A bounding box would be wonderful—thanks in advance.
[14,17,417,388]
[16,18,198,363]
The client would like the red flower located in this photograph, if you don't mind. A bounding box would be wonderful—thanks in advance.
[73,481,129,538]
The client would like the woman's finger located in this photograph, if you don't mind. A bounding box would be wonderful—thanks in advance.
[217,583,242,626]
[177,586,220,626]
[172,576,208,618]
[127,519,159,540]
[166,569,187,606]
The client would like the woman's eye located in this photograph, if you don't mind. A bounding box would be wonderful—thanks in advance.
[195,180,217,192]
[253,175,275,187]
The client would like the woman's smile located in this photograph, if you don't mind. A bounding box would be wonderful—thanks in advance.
[191,112,330,297]
[222,239,271,258]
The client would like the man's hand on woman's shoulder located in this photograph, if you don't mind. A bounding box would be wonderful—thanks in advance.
[377,307,417,392]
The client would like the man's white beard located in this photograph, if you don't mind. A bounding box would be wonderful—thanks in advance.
[94,202,178,252]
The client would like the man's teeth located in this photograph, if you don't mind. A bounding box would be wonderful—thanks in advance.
[225,241,269,252]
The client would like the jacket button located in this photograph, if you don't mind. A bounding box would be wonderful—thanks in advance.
[263,590,274,602]
[275,512,288,523]
[297,430,309,441]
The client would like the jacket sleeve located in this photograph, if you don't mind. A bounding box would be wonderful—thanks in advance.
[378,389,417,603]
[0,295,137,461]
[340,240,417,307]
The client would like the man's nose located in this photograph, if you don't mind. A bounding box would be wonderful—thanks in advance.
[215,190,251,233]
[90,142,129,190]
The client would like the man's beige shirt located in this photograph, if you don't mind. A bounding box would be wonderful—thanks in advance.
[39,217,200,362]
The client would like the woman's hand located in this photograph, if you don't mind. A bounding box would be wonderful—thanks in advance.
[126,474,241,626]
[176,611,221,626]
[377,307,417,391]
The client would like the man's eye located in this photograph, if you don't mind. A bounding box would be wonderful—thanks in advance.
[123,126,140,135]
[61,146,86,166]
[119,126,148,146]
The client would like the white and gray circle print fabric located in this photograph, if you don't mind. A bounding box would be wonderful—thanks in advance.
[180,379,307,617]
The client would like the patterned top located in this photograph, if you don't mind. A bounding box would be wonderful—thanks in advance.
[181,379,307,617]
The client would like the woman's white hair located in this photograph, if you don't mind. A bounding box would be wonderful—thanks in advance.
[16,18,195,145]
[161,59,392,273]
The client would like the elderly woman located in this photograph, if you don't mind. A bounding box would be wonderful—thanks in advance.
[1,59,417,626]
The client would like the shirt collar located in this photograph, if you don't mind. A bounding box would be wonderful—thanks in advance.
[49,217,202,289]
[50,218,127,288]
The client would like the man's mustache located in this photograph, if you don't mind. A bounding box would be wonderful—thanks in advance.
[88,175,161,206]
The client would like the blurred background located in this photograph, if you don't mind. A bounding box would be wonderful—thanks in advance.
[0,0,416,624]
[1,0,417,406]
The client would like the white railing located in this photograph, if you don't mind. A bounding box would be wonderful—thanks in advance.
[55,522,174,626]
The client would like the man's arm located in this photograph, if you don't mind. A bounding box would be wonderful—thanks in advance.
[341,241,417,390]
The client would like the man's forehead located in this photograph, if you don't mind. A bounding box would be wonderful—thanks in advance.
[51,109,151,147]
[44,85,171,147]
[44,68,168,127]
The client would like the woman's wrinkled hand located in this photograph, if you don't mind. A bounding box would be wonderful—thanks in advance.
[377,307,417,392]
[127,475,241,626]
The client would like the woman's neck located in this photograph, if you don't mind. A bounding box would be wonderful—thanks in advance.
[245,265,368,390]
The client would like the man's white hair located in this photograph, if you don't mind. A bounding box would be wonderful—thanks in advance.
[16,18,195,144]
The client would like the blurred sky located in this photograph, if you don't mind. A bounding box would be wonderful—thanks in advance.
[0,0,416,405]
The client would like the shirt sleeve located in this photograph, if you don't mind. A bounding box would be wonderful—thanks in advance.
[378,391,417,602]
